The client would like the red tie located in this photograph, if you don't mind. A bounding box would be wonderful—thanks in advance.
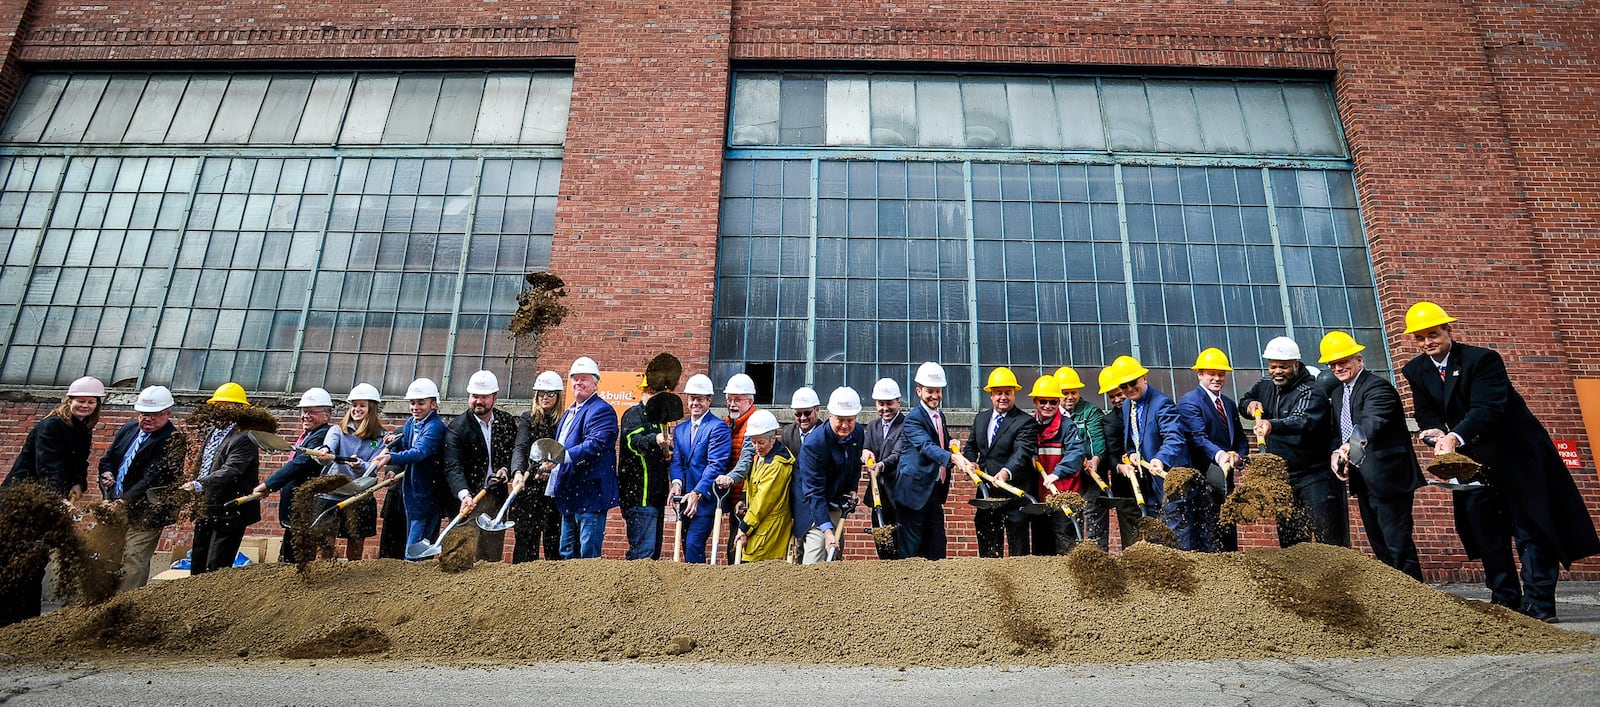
[1214,396,1225,419]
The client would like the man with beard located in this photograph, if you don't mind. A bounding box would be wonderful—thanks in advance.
[1242,337,1346,548]
[184,382,275,574]
[444,370,519,563]
[860,378,905,559]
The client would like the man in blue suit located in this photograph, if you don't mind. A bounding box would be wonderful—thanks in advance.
[374,377,448,551]
[890,362,977,560]
[1106,356,1189,525]
[669,374,732,563]
[795,387,866,564]
[1178,348,1250,552]
[548,356,620,559]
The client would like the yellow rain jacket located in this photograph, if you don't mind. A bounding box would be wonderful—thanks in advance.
[740,443,795,562]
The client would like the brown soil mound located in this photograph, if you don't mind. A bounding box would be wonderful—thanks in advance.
[1118,542,1198,595]
[281,624,393,659]
[1426,452,1481,482]
[1136,517,1179,548]
[1162,467,1200,502]
[1220,453,1294,525]
[0,545,1587,667]
[438,524,479,573]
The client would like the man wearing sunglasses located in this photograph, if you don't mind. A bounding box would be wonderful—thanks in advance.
[782,387,825,455]
[1105,356,1189,535]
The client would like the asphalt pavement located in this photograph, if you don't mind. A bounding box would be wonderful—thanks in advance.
[3,582,1597,706]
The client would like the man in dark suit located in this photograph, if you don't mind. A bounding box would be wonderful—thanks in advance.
[1321,331,1425,581]
[255,388,333,564]
[964,367,1042,557]
[891,362,976,560]
[551,356,621,560]
[1178,348,1250,552]
[444,370,520,563]
[862,377,906,560]
[97,386,183,592]
[1401,302,1600,621]
[1107,356,1189,530]
[1084,368,1139,550]
[795,387,866,563]
[1242,337,1345,548]
[184,382,268,574]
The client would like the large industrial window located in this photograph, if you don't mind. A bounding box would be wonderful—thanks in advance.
[0,70,569,395]
[716,72,1383,409]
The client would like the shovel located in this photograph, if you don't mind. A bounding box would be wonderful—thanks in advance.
[951,441,1014,511]
[477,438,566,532]
[318,441,397,501]
[709,486,728,566]
[405,488,489,560]
[973,467,1051,516]
[671,494,686,563]
[246,429,357,463]
[865,454,897,555]
[1121,455,1147,511]
[311,471,405,529]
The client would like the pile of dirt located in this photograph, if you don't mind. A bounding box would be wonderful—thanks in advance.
[1427,452,1481,481]
[1136,517,1179,548]
[0,544,1587,667]
[1162,467,1200,501]
[1220,453,1294,525]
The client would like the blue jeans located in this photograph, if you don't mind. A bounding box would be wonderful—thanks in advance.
[560,511,608,559]
[621,506,663,560]
[405,516,440,558]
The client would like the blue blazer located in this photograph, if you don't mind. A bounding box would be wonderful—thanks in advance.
[1122,386,1189,469]
[669,414,733,509]
[1178,386,1249,468]
[889,405,954,512]
[549,396,621,515]
[794,423,864,537]
[388,412,447,521]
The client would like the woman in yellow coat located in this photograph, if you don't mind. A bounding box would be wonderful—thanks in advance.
[736,410,794,562]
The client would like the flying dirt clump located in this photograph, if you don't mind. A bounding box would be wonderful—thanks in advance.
[281,624,392,659]
[1161,467,1200,502]
[507,272,569,352]
[1118,541,1198,594]
[1220,453,1293,525]
[1066,542,1128,601]
[1426,452,1481,482]
[289,475,357,572]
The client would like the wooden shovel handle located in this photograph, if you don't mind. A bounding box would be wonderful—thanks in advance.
[339,471,404,509]
[974,468,1029,498]
[228,491,266,506]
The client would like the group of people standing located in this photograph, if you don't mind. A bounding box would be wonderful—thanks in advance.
[3,301,1597,628]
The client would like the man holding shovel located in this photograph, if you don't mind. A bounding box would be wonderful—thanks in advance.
[97,386,183,591]
[255,388,334,563]
[1105,356,1188,532]
[891,362,975,560]
[1178,348,1250,552]
[861,378,906,560]
[1400,302,1600,621]
[965,367,1043,557]
[1242,337,1345,548]
[1030,375,1086,555]
[443,370,519,563]
[795,387,866,564]
[372,378,448,553]
[670,374,732,564]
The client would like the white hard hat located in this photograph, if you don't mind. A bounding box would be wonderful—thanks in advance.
[684,374,715,396]
[724,373,757,396]
[871,377,902,401]
[67,376,106,398]
[406,377,441,400]
[466,370,500,395]
[1262,336,1303,361]
[790,386,821,409]
[827,387,863,417]
[914,362,947,388]
[297,387,334,408]
[347,383,382,403]
[746,409,781,437]
[569,356,601,378]
[133,386,174,413]
[532,370,564,392]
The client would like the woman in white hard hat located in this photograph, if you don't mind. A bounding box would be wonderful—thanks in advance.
[316,384,387,561]
[735,409,793,562]
[509,371,565,562]
[1,376,105,626]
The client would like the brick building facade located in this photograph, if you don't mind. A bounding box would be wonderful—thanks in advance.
[0,0,1596,580]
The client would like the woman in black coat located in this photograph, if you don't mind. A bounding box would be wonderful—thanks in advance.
[1,377,106,626]
[509,371,565,562]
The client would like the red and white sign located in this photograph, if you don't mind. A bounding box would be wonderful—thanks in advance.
[1553,439,1582,469]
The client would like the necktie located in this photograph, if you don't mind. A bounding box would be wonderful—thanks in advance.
[1214,396,1231,446]
[1340,384,1355,443]
[1437,363,1447,382]
[1130,402,1142,455]
[200,426,228,478]
[114,431,146,496]
[1213,396,1225,420]
[932,410,946,483]
[988,411,1003,446]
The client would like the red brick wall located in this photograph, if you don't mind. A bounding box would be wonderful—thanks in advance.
[2,0,1599,580]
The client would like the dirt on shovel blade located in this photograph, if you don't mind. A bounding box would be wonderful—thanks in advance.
[1220,453,1294,525]
[1426,452,1481,482]
[1046,491,1086,514]
[1161,467,1200,502]
[869,525,897,555]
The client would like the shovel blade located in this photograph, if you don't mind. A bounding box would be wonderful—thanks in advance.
[967,498,1011,510]
[405,541,442,560]
[1020,503,1052,516]
[311,507,340,529]
[475,513,514,532]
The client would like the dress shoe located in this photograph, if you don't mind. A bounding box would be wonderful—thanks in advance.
[1519,604,1560,623]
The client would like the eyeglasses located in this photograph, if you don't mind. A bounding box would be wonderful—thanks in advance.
[1034,400,1060,407]
[793,409,816,418]
[535,391,559,398]
[1117,381,1140,391]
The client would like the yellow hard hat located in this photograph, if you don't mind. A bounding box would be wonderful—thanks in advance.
[1097,367,1118,395]
[1028,376,1064,399]
[1102,355,1150,391]
[207,382,249,406]
[1403,301,1457,335]
[983,367,1021,392]
[1191,348,1233,372]
[1318,331,1366,363]
[1053,366,1085,391]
